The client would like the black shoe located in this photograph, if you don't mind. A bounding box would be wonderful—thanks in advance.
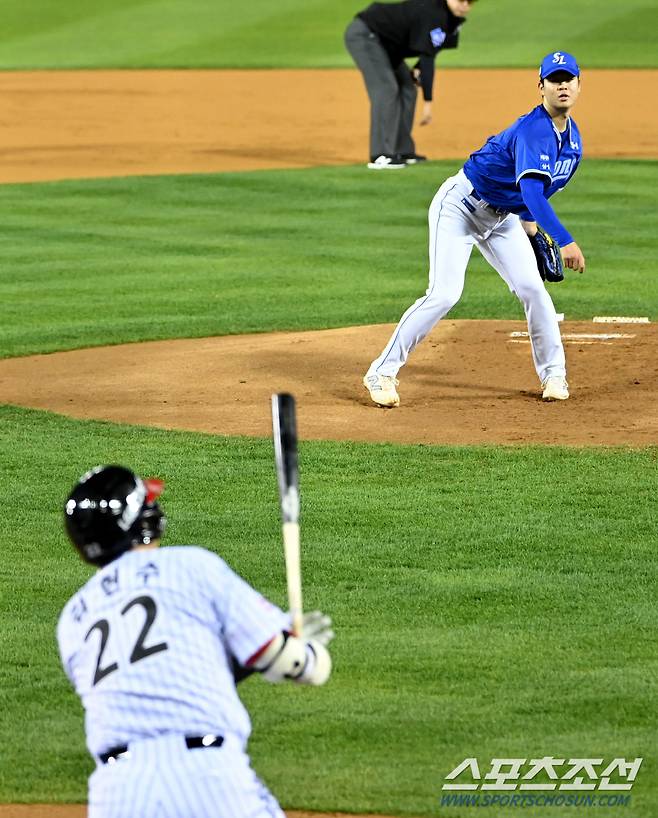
[402,153,427,164]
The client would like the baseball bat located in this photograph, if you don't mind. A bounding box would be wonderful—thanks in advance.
[271,393,303,637]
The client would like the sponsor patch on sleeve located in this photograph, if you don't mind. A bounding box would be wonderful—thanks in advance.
[430,27,447,48]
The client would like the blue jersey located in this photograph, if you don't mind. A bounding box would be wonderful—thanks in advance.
[463,105,582,214]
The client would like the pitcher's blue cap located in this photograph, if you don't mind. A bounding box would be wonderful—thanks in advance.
[540,51,580,80]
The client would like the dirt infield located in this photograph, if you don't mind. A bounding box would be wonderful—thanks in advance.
[0,69,656,184]
[1,320,655,446]
[0,67,654,447]
[1,68,655,450]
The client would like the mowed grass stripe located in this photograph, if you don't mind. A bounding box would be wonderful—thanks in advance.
[0,159,656,359]
[0,0,656,69]
[0,406,656,813]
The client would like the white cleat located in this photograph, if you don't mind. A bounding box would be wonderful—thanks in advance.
[542,375,569,401]
[366,154,406,170]
[363,373,400,407]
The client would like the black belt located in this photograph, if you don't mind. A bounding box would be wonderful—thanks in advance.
[469,189,508,216]
[99,734,224,764]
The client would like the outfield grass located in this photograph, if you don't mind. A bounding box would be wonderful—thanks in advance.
[0,406,656,815]
[0,0,656,69]
[1,159,656,360]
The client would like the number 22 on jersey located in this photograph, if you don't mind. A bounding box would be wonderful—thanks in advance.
[85,594,168,686]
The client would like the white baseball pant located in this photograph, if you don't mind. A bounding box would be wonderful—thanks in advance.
[368,169,566,384]
[87,733,285,818]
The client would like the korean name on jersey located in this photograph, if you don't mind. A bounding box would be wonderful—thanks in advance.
[57,546,288,759]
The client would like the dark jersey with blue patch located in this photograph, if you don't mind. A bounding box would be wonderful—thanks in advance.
[463,105,583,214]
[357,0,464,100]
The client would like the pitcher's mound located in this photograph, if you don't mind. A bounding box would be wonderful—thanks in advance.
[1,320,655,446]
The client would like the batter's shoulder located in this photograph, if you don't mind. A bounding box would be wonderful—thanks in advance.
[57,582,93,639]
[57,594,76,631]
[160,543,230,577]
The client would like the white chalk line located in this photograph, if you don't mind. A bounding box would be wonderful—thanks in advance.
[509,332,636,341]
[593,316,649,324]
[509,339,611,346]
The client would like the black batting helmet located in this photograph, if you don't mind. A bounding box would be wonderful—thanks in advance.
[64,465,166,567]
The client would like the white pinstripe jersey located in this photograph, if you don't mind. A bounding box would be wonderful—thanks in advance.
[57,546,288,759]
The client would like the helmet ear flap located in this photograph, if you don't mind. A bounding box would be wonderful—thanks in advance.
[137,503,166,545]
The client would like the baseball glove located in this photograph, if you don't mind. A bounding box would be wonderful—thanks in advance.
[529,226,564,283]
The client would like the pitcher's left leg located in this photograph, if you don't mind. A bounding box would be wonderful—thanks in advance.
[478,216,566,384]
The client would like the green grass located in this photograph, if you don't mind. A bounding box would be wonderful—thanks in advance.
[0,159,656,359]
[0,406,656,815]
[0,0,656,69]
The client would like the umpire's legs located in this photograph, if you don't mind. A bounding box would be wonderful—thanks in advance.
[393,61,417,157]
[344,17,404,158]
[478,217,566,382]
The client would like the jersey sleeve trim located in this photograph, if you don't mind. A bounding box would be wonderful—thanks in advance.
[517,168,552,185]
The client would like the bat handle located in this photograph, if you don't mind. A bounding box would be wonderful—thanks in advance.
[282,520,303,637]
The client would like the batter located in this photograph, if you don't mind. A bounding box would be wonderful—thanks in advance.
[57,465,334,818]
[363,51,586,406]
